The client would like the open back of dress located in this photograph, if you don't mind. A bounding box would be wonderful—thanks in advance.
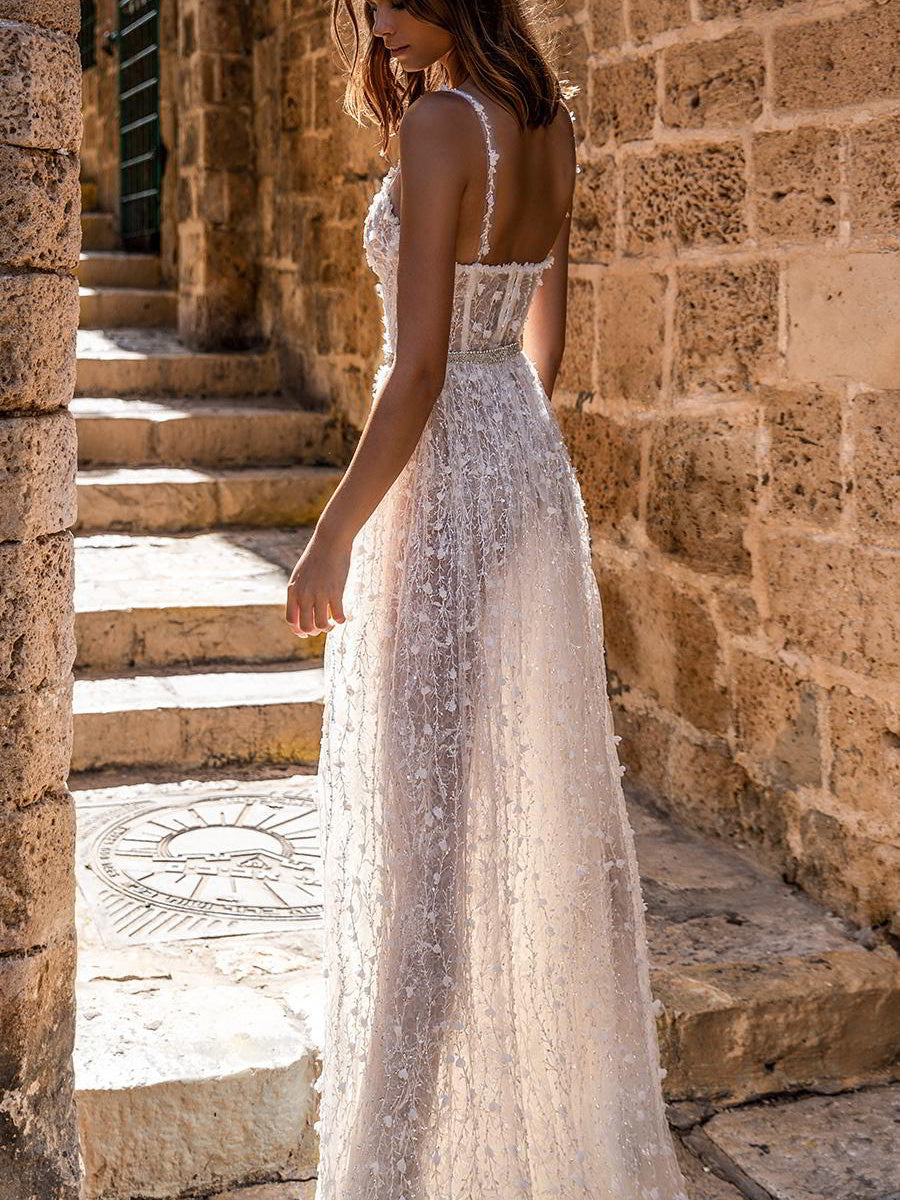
[314,86,689,1200]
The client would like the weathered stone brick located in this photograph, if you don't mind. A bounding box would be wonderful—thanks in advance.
[760,384,843,527]
[0,412,77,539]
[0,0,79,33]
[847,113,900,238]
[646,412,757,576]
[0,25,81,150]
[594,559,728,735]
[852,390,900,549]
[0,934,80,1195]
[571,157,616,263]
[622,143,747,254]
[557,409,641,538]
[0,143,79,269]
[630,0,691,44]
[828,686,900,823]
[752,126,840,241]
[674,261,779,396]
[662,31,765,129]
[588,0,625,50]
[0,534,74,691]
[596,269,666,406]
[696,0,791,16]
[773,4,900,113]
[556,276,596,394]
[0,791,74,953]
[732,650,822,789]
[0,683,72,808]
[762,531,900,684]
[785,253,900,390]
[0,273,78,413]
[589,56,656,144]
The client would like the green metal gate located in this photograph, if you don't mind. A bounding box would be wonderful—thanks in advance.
[118,0,162,251]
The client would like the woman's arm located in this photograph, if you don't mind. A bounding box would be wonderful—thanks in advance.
[286,92,468,638]
[522,108,576,401]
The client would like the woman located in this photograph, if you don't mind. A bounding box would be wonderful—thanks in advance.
[285,3,689,1197]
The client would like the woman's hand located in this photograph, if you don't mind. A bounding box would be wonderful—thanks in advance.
[285,530,352,638]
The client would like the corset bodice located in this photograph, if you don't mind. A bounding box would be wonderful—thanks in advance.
[362,88,556,360]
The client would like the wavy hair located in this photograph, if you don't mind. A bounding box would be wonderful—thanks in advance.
[330,0,577,156]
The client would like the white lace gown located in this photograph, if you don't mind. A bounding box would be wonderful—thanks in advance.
[313,86,689,1200]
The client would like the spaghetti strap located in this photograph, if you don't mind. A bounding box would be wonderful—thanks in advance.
[442,86,497,263]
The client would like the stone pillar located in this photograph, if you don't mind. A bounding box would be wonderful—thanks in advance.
[176,0,260,349]
[0,2,82,1195]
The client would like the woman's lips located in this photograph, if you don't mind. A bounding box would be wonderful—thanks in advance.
[387,44,410,55]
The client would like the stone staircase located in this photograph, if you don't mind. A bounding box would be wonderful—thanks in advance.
[70,194,900,1200]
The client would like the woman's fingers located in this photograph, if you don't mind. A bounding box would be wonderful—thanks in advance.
[329,595,346,624]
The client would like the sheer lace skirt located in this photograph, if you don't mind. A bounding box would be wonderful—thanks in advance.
[314,355,689,1200]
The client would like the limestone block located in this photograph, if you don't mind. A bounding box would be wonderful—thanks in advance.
[674,260,779,396]
[773,3,900,113]
[827,686,900,824]
[198,107,253,171]
[557,409,641,537]
[208,1186,316,1200]
[193,0,252,55]
[589,56,656,144]
[696,0,788,15]
[762,530,900,684]
[555,19,589,141]
[593,560,728,735]
[0,412,77,539]
[0,145,80,269]
[0,0,79,33]
[712,581,760,638]
[596,268,666,406]
[622,143,747,255]
[0,273,78,413]
[0,24,80,150]
[75,982,319,1198]
[655,950,900,1103]
[589,0,625,50]
[556,276,596,394]
[0,790,74,953]
[731,649,821,789]
[629,0,691,43]
[791,807,900,932]
[785,254,900,389]
[848,114,900,238]
[0,532,75,690]
[852,390,900,548]
[0,935,79,1197]
[752,126,840,242]
[646,412,757,576]
[571,157,616,262]
[662,32,764,129]
[673,1138,744,1200]
[0,681,72,807]
[760,384,843,527]
[700,1085,900,1200]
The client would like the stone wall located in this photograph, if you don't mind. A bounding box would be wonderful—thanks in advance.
[0,0,82,1194]
[554,0,899,934]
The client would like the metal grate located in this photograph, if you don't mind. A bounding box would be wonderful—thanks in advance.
[79,0,97,69]
[118,0,161,250]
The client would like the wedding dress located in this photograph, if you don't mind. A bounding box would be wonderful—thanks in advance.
[313,85,689,1200]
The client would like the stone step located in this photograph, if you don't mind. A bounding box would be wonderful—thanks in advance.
[71,772,900,1199]
[75,464,343,533]
[76,328,280,397]
[79,251,162,289]
[71,663,325,773]
[79,285,177,329]
[73,396,351,469]
[81,179,98,210]
[81,210,118,251]
[74,530,323,672]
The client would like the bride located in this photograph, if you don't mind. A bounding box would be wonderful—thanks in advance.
[286,2,690,1197]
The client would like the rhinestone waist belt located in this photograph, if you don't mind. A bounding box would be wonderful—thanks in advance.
[383,341,523,366]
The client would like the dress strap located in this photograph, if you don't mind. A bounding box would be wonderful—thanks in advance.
[443,86,497,263]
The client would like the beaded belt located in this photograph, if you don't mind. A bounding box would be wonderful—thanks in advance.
[382,341,522,366]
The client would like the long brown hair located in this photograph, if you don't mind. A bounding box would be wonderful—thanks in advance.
[330,0,577,156]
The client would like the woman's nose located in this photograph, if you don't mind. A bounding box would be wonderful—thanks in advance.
[372,11,394,37]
